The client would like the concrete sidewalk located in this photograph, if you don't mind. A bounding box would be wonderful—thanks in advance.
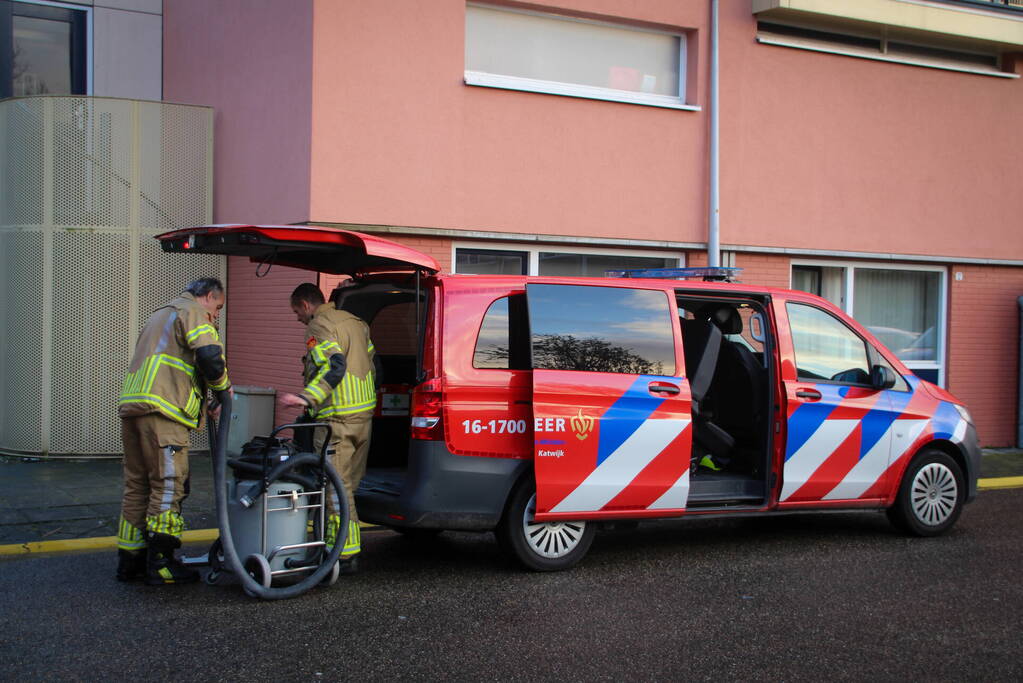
[2,449,1022,551]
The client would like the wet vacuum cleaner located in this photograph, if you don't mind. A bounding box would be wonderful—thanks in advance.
[186,398,351,600]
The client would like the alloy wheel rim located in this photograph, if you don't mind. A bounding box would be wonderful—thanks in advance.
[522,494,586,559]
[910,462,958,526]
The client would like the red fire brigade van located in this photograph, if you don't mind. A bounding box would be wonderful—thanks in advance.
[159,225,981,571]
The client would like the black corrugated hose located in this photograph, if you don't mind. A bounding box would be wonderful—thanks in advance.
[209,392,349,600]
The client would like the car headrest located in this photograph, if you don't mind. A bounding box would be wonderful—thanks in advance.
[711,306,742,335]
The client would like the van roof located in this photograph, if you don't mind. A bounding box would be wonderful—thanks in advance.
[437,272,785,297]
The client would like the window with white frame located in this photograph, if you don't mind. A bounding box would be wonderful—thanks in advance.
[454,244,682,277]
[791,262,946,385]
[464,3,691,110]
[1,0,90,98]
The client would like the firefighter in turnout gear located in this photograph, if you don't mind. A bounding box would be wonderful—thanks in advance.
[280,282,376,575]
[116,278,231,585]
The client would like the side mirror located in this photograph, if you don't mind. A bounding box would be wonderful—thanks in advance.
[871,364,897,391]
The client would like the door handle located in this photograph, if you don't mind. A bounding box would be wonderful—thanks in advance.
[648,382,680,396]
[795,389,822,400]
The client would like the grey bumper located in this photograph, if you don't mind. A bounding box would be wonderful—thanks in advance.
[356,441,530,531]
[962,423,982,504]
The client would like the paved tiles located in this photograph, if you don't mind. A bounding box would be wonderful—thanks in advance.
[0,453,214,545]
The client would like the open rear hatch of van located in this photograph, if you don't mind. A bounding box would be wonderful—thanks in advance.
[157,224,439,275]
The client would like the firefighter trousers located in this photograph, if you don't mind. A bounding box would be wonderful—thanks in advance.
[313,412,371,557]
[117,414,191,551]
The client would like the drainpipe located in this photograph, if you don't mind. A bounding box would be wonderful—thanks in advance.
[1018,296,1023,447]
[708,0,721,268]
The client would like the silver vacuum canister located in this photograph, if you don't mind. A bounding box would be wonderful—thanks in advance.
[227,479,314,572]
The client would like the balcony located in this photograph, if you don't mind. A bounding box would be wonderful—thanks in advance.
[933,1,1023,13]
[753,0,1023,49]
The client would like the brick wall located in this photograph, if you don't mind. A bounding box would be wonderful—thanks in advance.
[733,252,792,289]
[389,234,452,273]
[947,265,1023,447]
[685,250,791,289]
[225,256,310,425]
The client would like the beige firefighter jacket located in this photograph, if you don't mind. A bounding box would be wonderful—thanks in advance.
[118,293,230,428]
[300,303,376,419]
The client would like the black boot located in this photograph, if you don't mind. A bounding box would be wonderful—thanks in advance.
[145,532,199,585]
[115,549,146,582]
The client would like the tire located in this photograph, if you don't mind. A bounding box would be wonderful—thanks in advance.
[887,450,964,537]
[497,477,595,572]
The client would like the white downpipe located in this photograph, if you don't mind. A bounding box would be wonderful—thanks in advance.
[708,0,721,268]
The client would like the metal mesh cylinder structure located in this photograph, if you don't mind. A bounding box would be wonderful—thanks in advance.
[0,96,223,457]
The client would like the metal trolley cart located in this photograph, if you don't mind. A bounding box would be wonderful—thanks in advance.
[190,400,351,600]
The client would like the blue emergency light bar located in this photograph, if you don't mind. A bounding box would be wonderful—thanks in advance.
[605,267,743,282]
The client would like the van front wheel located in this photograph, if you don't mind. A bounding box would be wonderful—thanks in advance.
[887,449,964,537]
[498,478,595,571]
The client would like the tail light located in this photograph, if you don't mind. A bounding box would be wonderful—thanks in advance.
[411,378,443,440]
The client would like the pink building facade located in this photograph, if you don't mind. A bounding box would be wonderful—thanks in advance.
[163,0,1023,446]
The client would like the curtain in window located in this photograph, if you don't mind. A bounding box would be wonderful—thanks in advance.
[466,6,681,97]
[853,268,939,361]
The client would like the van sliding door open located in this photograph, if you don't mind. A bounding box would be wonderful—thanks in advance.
[526,283,693,521]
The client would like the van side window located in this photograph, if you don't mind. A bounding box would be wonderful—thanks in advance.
[474,295,530,369]
[787,303,870,384]
[529,284,675,375]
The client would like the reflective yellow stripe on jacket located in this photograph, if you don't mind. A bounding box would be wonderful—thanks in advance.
[317,372,376,418]
[186,324,230,391]
[119,354,202,428]
[307,340,376,419]
[185,323,220,345]
[303,339,343,403]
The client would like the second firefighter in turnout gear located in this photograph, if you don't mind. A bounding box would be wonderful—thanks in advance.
[280,283,376,574]
[116,278,231,585]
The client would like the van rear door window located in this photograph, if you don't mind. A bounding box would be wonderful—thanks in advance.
[528,284,675,375]
[474,294,530,369]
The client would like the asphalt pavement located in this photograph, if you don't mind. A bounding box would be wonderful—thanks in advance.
[2,449,1021,549]
[1,487,1021,681]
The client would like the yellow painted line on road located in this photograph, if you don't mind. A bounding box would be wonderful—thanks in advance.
[0,523,379,556]
[0,528,220,556]
[978,476,1023,490]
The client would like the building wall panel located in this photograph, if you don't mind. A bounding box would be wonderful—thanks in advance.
[93,6,163,100]
[309,0,709,244]
[163,0,314,225]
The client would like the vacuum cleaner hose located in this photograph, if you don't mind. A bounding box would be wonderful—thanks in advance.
[211,392,350,599]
